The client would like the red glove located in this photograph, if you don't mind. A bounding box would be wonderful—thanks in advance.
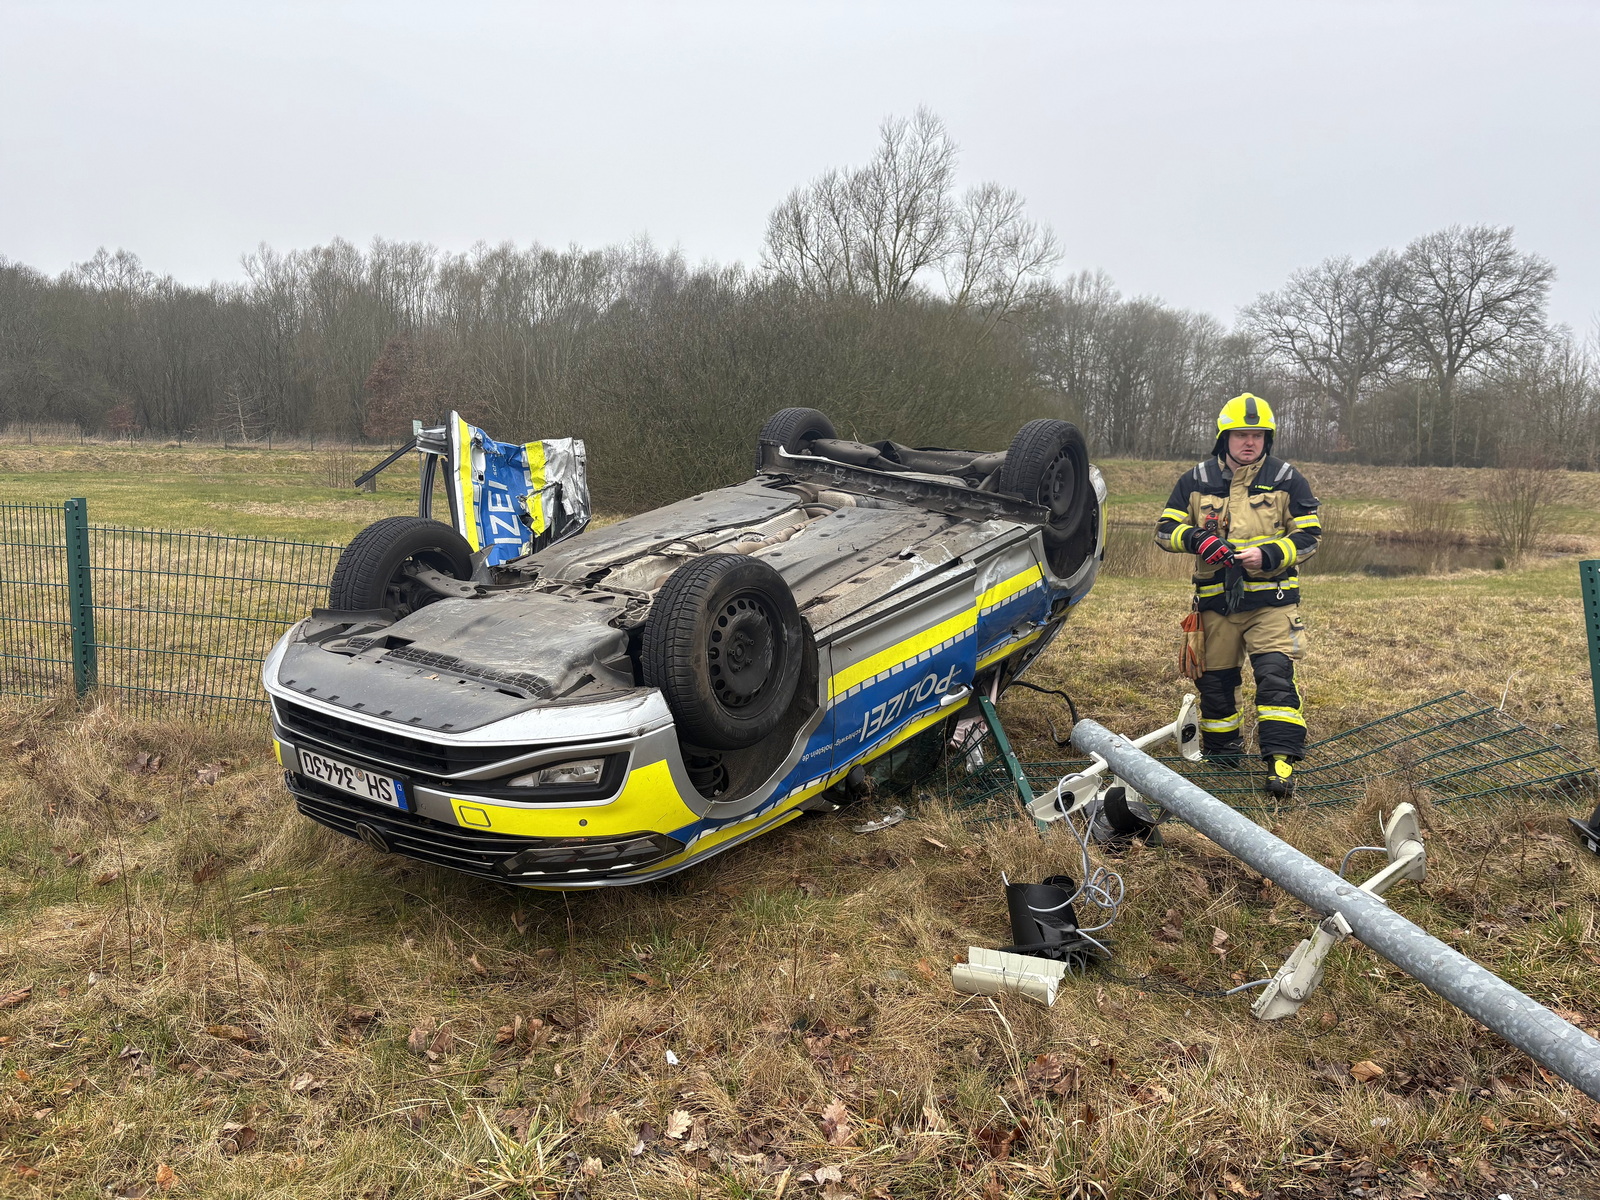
[1192,533,1235,566]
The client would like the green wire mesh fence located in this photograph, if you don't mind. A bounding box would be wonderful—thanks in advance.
[0,503,73,699]
[1,500,343,720]
[935,690,1596,820]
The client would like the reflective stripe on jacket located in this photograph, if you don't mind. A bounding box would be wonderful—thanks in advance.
[1154,454,1321,614]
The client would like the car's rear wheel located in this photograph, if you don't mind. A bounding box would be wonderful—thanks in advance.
[328,516,474,616]
[755,407,836,472]
[642,554,806,750]
[997,419,1095,572]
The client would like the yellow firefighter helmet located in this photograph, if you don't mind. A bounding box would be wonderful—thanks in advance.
[1213,393,1276,456]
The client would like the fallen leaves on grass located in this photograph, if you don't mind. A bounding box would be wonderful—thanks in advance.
[821,1098,853,1145]
[1023,1053,1080,1097]
[406,1025,452,1061]
[129,751,162,775]
[338,1005,379,1029]
[1350,1060,1386,1083]
[664,1109,693,1139]
[206,1024,258,1045]
[495,1016,524,1046]
[288,1073,325,1094]
[154,1163,176,1191]
[973,1117,1030,1161]
[0,986,33,1009]
[681,1117,711,1153]
[500,1108,536,1141]
[218,1123,258,1154]
[195,763,224,786]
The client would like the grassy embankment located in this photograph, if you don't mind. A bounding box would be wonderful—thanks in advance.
[0,443,1598,1198]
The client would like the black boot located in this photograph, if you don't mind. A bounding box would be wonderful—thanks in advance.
[1264,754,1295,798]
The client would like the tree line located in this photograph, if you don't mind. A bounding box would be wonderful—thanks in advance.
[1,109,1594,509]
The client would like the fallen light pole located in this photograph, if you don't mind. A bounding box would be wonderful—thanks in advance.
[1071,719,1600,1103]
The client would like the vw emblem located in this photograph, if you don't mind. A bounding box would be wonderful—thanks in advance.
[355,822,393,854]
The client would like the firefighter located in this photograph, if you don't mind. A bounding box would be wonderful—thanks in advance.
[1154,394,1321,797]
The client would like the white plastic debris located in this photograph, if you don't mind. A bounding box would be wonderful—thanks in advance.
[950,947,1071,1006]
[852,806,907,835]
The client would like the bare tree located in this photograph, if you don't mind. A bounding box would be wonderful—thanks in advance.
[1497,329,1600,468]
[944,182,1061,327]
[1482,451,1562,562]
[764,109,956,303]
[763,108,1054,317]
[850,108,958,303]
[1397,224,1554,464]
[1241,251,1402,450]
[763,170,859,300]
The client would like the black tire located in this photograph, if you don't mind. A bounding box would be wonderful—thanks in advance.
[641,553,806,750]
[996,419,1092,548]
[755,407,836,473]
[328,516,474,616]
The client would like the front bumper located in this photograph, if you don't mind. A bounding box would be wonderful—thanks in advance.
[271,695,707,884]
[284,771,686,882]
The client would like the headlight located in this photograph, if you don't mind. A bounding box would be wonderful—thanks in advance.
[507,758,607,788]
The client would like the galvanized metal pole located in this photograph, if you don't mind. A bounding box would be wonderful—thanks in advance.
[1071,718,1600,1101]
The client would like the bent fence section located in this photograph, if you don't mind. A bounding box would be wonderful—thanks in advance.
[1,500,342,721]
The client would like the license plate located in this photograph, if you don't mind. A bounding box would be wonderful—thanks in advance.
[297,747,408,810]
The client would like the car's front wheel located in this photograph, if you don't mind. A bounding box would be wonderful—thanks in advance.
[327,516,474,616]
[641,554,807,750]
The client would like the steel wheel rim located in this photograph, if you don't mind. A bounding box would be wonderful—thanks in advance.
[1041,448,1078,521]
[707,592,776,709]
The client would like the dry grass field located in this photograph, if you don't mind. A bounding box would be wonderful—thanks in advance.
[1,447,1599,1198]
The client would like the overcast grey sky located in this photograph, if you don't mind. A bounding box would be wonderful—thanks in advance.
[3,1,1596,331]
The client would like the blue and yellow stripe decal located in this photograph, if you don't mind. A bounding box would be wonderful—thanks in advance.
[451,415,483,552]
[828,606,977,700]
[523,440,548,536]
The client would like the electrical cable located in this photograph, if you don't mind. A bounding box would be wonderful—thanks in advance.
[1008,680,1079,727]
[1029,773,1281,1003]
[984,686,1274,1006]
[1338,846,1387,879]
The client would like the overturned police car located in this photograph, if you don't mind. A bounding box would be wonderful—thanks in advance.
[262,408,1105,889]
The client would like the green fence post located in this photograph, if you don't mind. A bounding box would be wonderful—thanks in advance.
[1574,562,1600,852]
[978,694,1046,831]
[63,497,96,697]
[1583,561,1600,737]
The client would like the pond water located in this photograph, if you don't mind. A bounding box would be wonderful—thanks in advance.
[1101,524,1505,579]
